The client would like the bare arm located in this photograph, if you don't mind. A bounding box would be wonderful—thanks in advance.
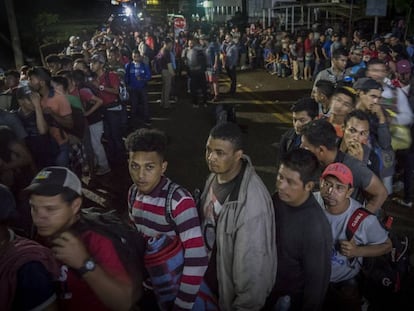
[364,174,388,213]
[340,237,392,258]
[84,95,103,117]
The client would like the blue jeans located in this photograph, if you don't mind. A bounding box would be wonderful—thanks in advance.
[130,87,150,123]
[55,142,70,167]
[103,107,125,165]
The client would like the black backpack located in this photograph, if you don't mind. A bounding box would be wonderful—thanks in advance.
[346,208,410,294]
[71,207,146,288]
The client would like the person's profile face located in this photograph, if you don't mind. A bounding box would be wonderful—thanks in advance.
[30,194,80,238]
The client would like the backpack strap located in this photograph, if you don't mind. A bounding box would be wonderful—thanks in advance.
[128,184,138,213]
[345,207,373,241]
[165,181,180,227]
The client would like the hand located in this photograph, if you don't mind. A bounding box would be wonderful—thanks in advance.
[370,104,386,123]
[52,231,90,269]
[339,239,358,258]
[346,141,364,161]
[30,92,41,108]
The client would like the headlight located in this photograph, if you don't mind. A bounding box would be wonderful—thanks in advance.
[124,7,132,16]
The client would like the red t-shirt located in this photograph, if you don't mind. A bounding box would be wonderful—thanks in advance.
[56,230,130,311]
[304,38,314,54]
[97,72,120,106]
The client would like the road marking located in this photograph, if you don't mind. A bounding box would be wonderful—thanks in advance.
[237,83,292,124]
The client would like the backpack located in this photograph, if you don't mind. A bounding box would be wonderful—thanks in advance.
[71,207,146,288]
[129,181,181,228]
[151,51,163,75]
[346,208,410,293]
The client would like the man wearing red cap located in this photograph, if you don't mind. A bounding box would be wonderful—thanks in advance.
[314,162,391,311]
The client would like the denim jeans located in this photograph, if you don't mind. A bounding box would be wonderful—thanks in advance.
[103,107,125,165]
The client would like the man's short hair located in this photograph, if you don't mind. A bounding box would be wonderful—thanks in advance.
[344,109,370,126]
[367,58,386,68]
[290,97,319,120]
[280,149,320,185]
[209,122,243,151]
[28,66,51,83]
[332,47,349,59]
[125,128,168,159]
[332,86,357,107]
[51,76,69,92]
[301,119,338,151]
[4,70,20,79]
[315,80,335,98]
[353,77,383,93]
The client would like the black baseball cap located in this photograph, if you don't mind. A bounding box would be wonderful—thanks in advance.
[353,77,383,91]
[23,166,82,196]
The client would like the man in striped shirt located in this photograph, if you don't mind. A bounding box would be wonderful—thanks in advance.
[125,128,208,310]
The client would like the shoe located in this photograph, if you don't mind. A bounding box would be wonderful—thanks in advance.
[95,167,111,176]
[392,197,412,208]
[192,104,200,108]
[212,96,219,102]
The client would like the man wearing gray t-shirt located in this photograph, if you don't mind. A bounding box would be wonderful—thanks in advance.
[301,119,387,213]
[314,162,391,311]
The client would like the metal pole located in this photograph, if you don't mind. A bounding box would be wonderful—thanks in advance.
[348,0,354,40]
[263,9,266,29]
[286,8,288,31]
[268,8,271,27]
[4,0,24,68]
[374,16,378,34]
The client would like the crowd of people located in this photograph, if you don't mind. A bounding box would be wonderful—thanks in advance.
[0,14,413,311]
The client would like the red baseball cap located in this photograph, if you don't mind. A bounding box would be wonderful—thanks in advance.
[321,163,353,187]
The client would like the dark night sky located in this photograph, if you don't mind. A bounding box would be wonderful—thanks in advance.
[0,0,110,69]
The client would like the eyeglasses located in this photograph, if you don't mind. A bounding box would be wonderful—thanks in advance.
[321,179,349,193]
[345,127,369,138]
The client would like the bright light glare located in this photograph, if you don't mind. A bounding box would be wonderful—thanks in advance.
[124,7,132,16]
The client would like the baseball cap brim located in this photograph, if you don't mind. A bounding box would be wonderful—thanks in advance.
[22,183,66,197]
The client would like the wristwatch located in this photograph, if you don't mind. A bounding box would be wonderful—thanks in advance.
[77,258,96,276]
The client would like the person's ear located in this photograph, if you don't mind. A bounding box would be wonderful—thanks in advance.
[71,197,83,215]
[305,180,315,192]
[235,149,243,160]
[346,186,354,198]
[162,161,168,174]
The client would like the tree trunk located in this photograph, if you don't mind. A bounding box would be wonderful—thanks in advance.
[4,0,24,69]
